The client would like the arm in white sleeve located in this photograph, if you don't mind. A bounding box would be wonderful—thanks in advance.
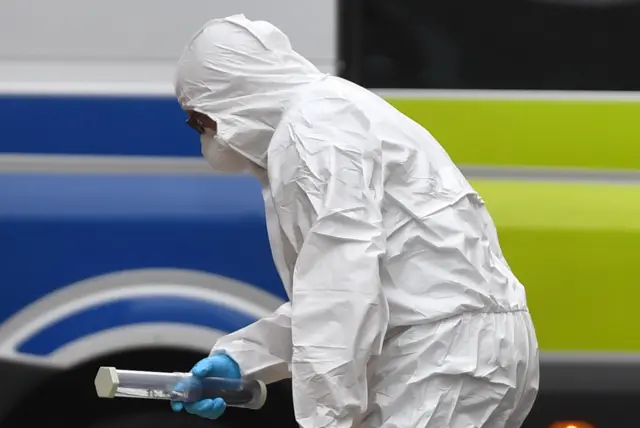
[212,302,292,384]
[269,101,389,428]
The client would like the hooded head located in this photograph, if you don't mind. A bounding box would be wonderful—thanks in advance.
[174,14,325,174]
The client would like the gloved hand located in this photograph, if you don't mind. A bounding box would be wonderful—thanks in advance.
[171,353,242,420]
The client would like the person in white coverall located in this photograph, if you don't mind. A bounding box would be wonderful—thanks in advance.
[170,14,539,428]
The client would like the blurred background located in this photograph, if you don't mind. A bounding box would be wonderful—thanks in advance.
[0,1,639,427]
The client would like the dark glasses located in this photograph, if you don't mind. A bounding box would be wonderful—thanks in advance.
[186,115,206,134]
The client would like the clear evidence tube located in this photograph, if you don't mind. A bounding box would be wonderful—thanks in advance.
[94,366,267,410]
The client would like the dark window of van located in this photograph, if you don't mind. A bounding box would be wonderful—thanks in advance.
[339,0,640,90]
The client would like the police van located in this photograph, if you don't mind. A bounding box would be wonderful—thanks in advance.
[1,0,640,427]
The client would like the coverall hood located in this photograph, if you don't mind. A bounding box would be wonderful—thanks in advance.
[174,14,325,169]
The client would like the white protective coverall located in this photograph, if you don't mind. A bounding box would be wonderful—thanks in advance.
[175,14,539,428]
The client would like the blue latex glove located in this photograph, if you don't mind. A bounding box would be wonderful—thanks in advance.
[170,353,242,419]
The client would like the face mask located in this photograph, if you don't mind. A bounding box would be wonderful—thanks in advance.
[200,133,253,173]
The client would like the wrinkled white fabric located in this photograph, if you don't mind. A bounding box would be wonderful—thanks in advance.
[175,14,539,428]
[201,133,253,173]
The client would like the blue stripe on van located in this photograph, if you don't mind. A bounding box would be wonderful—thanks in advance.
[0,95,201,156]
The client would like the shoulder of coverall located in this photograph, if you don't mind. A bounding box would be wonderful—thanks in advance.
[270,87,377,154]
